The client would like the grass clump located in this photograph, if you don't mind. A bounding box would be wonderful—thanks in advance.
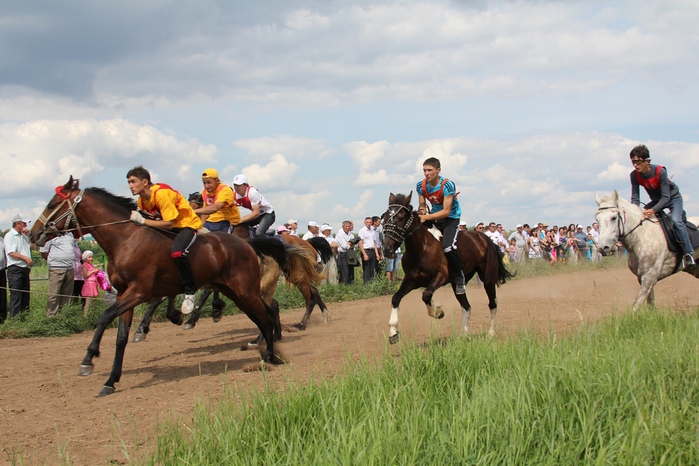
[149,307,699,465]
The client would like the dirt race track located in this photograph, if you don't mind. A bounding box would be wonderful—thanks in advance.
[1,267,698,465]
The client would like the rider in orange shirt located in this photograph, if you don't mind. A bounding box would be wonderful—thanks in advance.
[127,166,203,314]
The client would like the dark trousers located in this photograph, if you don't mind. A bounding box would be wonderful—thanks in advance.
[7,265,30,317]
[362,249,377,284]
[72,279,85,307]
[171,227,198,294]
[0,268,6,324]
[337,252,351,285]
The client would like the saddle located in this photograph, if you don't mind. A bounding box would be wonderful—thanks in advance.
[656,210,699,253]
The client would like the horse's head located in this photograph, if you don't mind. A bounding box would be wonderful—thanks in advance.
[381,191,417,258]
[594,190,622,256]
[30,176,81,247]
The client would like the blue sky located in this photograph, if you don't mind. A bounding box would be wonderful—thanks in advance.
[2,0,699,232]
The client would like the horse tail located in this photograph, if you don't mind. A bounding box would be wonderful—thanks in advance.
[485,239,515,286]
[307,236,334,264]
[283,244,325,288]
[247,236,288,270]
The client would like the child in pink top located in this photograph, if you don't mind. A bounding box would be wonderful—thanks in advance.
[81,251,100,316]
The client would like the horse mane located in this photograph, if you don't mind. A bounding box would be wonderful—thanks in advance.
[85,187,137,212]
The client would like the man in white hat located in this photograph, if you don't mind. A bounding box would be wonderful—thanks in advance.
[319,224,338,284]
[303,221,320,240]
[4,214,34,317]
[285,219,298,236]
[507,224,527,262]
[232,174,276,237]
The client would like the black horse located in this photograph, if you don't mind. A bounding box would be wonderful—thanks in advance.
[381,192,513,344]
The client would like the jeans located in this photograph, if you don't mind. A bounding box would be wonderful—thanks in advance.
[667,196,693,256]
[7,265,30,317]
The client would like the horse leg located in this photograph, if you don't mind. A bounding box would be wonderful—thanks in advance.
[483,282,498,337]
[164,296,183,325]
[133,297,164,343]
[211,290,226,322]
[183,289,212,330]
[454,290,472,336]
[388,279,419,344]
[80,296,141,377]
[293,285,317,331]
[246,299,281,348]
[312,286,331,323]
[422,275,449,320]
[633,274,658,311]
[99,309,134,397]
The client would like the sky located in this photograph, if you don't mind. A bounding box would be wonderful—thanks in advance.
[2,0,699,234]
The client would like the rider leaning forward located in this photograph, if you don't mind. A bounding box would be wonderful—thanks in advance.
[232,174,276,237]
[629,144,695,268]
[193,168,240,233]
[127,166,202,314]
[416,157,467,294]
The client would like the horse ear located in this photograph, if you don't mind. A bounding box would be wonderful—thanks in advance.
[73,178,80,190]
[595,193,602,206]
[389,193,395,204]
[405,190,412,205]
[612,189,619,202]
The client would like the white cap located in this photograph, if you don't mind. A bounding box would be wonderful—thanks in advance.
[308,221,318,227]
[459,220,467,226]
[12,214,31,224]
[320,223,332,232]
[577,224,583,229]
[232,174,248,185]
[287,219,298,224]
[516,224,523,228]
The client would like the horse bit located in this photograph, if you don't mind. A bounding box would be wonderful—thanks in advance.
[596,204,646,241]
[382,203,419,244]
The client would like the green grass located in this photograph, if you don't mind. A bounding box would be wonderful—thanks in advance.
[149,307,699,465]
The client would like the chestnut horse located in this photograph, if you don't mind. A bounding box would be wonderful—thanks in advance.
[132,227,332,342]
[381,192,513,344]
[30,177,287,397]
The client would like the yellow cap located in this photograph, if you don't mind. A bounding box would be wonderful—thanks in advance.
[202,168,219,179]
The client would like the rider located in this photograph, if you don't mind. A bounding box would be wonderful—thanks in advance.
[232,174,276,236]
[416,157,466,294]
[629,144,695,268]
[193,168,240,233]
[127,166,203,314]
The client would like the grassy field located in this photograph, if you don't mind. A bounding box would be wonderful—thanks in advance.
[150,306,699,465]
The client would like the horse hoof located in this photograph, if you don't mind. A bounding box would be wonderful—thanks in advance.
[97,385,115,397]
[212,316,222,323]
[182,322,195,330]
[436,311,445,319]
[78,364,93,377]
[132,333,146,343]
[292,323,306,331]
[389,333,400,345]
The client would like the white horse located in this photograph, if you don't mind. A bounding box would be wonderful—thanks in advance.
[594,190,699,311]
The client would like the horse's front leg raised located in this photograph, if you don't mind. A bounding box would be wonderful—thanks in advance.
[99,309,134,397]
[133,297,165,342]
[388,279,419,345]
[421,274,449,320]
[183,289,213,330]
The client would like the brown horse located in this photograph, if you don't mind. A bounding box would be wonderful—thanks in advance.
[381,192,513,344]
[132,225,332,340]
[30,177,287,397]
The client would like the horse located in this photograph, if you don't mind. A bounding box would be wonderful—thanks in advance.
[131,227,332,341]
[594,190,699,311]
[30,177,288,397]
[381,192,514,344]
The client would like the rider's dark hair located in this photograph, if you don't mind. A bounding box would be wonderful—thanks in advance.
[629,145,650,160]
[126,166,152,183]
[422,157,441,169]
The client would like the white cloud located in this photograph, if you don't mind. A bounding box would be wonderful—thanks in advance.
[597,162,629,181]
[239,154,299,192]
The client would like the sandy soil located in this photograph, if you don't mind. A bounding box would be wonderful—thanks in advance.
[1,267,698,465]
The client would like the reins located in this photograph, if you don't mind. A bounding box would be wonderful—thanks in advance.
[383,203,420,244]
[36,188,131,238]
[596,204,654,242]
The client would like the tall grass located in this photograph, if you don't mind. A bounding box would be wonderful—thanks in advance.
[150,307,699,465]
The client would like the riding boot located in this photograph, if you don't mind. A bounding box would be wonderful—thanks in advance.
[172,256,197,313]
[445,250,466,294]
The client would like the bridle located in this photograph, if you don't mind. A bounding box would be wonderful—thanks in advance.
[382,203,420,244]
[36,187,87,239]
[596,203,648,242]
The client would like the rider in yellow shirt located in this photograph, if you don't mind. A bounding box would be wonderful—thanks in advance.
[127,166,203,314]
[193,168,240,232]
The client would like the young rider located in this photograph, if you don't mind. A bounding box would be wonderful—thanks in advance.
[629,144,695,268]
[127,166,203,314]
[231,174,276,236]
[193,168,240,233]
[416,157,466,294]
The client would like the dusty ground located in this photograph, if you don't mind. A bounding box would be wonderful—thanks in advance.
[1,267,698,465]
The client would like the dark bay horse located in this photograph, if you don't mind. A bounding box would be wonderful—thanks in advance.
[30,177,288,397]
[132,227,332,341]
[381,192,513,344]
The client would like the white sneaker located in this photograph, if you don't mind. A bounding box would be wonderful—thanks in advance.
[684,254,695,269]
[181,294,195,314]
